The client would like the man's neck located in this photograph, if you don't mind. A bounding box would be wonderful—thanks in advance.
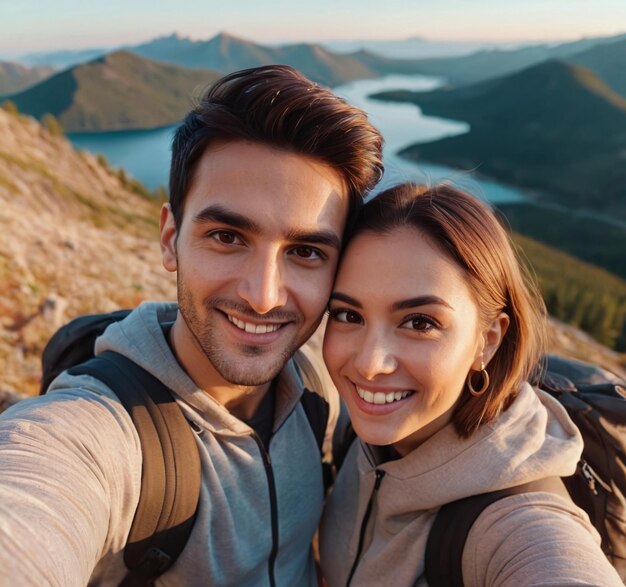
[167,318,271,421]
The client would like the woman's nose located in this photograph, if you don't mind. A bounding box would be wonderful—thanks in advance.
[353,334,398,380]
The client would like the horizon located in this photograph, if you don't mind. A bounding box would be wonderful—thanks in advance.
[2,0,626,56]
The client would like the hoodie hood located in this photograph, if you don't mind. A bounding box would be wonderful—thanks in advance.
[320,383,585,587]
[362,382,582,510]
[95,301,306,437]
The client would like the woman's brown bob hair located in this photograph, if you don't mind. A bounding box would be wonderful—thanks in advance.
[353,183,547,436]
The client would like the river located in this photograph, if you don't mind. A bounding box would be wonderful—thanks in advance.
[68,74,525,203]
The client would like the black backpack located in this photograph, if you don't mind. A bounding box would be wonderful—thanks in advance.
[40,310,330,587]
[426,356,626,586]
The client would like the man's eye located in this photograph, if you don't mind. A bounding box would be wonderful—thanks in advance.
[329,309,362,324]
[291,246,323,260]
[209,231,241,245]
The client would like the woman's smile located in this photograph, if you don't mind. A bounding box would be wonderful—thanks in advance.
[324,227,486,453]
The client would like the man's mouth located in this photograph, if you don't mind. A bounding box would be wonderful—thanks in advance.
[227,313,283,334]
[356,386,413,405]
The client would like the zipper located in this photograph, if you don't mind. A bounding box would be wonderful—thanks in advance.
[346,469,385,586]
[580,459,612,494]
[252,434,279,587]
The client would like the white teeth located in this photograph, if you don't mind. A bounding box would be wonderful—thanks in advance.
[227,314,281,334]
[356,386,412,405]
[373,392,386,405]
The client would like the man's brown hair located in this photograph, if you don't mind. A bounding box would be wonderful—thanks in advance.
[169,65,384,230]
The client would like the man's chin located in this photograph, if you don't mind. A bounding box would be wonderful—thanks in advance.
[213,353,291,387]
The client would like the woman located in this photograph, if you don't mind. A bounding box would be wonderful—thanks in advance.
[319,183,622,586]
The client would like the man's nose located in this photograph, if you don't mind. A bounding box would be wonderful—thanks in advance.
[353,331,398,380]
[236,252,288,314]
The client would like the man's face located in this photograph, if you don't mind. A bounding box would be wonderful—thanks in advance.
[161,140,349,389]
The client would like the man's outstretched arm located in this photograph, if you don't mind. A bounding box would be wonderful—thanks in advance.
[0,376,141,586]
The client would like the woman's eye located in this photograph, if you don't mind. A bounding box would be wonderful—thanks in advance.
[400,315,435,332]
[329,309,362,324]
[291,246,323,260]
[210,231,241,245]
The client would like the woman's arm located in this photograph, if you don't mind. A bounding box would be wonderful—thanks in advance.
[464,491,623,586]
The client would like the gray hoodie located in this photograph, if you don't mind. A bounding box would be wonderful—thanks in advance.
[320,383,623,586]
[0,302,325,586]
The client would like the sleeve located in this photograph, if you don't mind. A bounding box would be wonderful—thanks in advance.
[0,376,142,587]
[464,491,624,587]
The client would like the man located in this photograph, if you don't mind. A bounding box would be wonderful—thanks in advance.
[0,65,383,586]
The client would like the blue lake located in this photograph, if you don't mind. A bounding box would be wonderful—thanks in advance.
[68,74,525,204]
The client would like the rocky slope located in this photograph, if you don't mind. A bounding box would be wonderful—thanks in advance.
[0,107,175,397]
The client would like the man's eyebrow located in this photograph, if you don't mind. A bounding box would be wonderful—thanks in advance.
[391,296,453,311]
[285,229,342,250]
[329,292,362,308]
[193,205,260,233]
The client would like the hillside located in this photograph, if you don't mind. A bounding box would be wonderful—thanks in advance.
[0,106,176,396]
[0,61,54,95]
[373,60,626,219]
[7,51,221,132]
[132,32,375,87]
[569,37,626,98]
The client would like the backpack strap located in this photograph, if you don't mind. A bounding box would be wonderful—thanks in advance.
[68,351,201,587]
[425,477,569,587]
[293,350,334,492]
[293,350,329,450]
[300,387,329,451]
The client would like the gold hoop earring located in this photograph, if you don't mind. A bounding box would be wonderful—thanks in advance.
[467,362,490,397]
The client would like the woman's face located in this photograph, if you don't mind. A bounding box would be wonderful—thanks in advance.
[324,227,493,455]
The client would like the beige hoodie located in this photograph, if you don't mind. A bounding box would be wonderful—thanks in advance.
[320,383,623,586]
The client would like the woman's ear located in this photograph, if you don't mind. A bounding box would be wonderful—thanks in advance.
[476,312,510,368]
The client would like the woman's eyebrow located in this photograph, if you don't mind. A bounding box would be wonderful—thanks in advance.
[391,296,453,311]
[329,292,362,308]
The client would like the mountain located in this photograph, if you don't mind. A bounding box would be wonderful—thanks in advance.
[16,47,107,69]
[374,60,626,215]
[321,37,528,59]
[7,51,221,132]
[0,106,176,396]
[131,32,375,87]
[7,36,377,132]
[132,32,273,71]
[569,37,626,98]
[362,32,626,88]
[0,61,54,95]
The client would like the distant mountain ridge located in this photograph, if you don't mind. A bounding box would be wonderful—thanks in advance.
[6,30,626,132]
[378,31,626,91]
[7,51,221,132]
[0,61,54,95]
[131,32,375,86]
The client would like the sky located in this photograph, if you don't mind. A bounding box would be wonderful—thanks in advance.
[2,0,626,55]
